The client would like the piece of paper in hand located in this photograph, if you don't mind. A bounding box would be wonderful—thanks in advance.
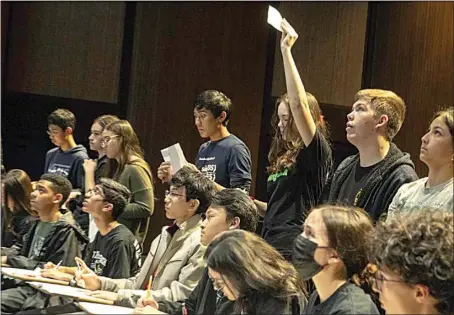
[267,6,283,32]
[161,143,187,173]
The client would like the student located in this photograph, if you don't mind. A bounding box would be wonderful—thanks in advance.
[42,178,142,281]
[102,119,154,244]
[254,20,332,260]
[204,230,306,315]
[44,108,89,190]
[157,90,252,192]
[368,211,453,314]
[8,179,143,315]
[68,114,119,239]
[388,107,453,216]
[322,88,418,221]
[1,174,88,314]
[1,169,35,250]
[77,167,215,307]
[136,188,260,315]
[292,205,380,314]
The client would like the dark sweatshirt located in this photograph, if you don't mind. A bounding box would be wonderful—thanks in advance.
[44,144,89,190]
[322,143,418,221]
[5,212,89,269]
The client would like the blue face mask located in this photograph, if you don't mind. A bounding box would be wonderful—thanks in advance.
[292,235,329,281]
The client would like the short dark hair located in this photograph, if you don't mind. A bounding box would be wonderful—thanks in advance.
[368,211,454,314]
[40,174,72,207]
[48,109,76,131]
[97,178,131,220]
[170,166,216,214]
[210,189,258,232]
[194,90,232,126]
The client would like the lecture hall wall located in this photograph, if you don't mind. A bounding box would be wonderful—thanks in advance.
[2,1,452,252]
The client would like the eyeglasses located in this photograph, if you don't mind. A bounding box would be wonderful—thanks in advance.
[165,190,186,199]
[101,135,120,148]
[373,270,407,292]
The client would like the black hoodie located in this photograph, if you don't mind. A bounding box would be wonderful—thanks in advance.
[44,144,89,190]
[323,143,418,221]
[5,211,89,269]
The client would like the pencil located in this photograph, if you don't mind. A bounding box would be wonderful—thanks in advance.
[54,260,63,270]
[146,275,152,299]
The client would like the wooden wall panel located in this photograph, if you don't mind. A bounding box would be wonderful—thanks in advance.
[1,1,11,81]
[368,2,453,176]
[128,2,269,245]
[6,2,125,103]
[272,2,368,106]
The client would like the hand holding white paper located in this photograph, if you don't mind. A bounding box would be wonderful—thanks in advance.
[267,6,283,32]
[161,143,187,174]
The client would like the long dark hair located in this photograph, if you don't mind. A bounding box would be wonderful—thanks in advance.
[104,120,151,181]
[3,169,35,231]
[205,230,307,314]
[267,92,330,174]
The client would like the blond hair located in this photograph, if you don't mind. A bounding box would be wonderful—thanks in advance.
[355,89,406,141]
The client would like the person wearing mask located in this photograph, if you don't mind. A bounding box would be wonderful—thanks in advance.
[292,205,380,314]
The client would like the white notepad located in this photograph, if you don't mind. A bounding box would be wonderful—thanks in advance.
[77,302,135,314]
[77,302,168,314]
[161,143,187,173]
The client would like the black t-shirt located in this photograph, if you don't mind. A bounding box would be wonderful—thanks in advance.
[262,130,331,259]
[84,224,142,279]
[195,134,252,192]
[303,282,379,315]
[337,160,384,206]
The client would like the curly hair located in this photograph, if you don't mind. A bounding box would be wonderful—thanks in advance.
[368,211,454,314]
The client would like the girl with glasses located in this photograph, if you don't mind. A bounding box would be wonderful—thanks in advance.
[101,120,154,245]
[205,229,307,315]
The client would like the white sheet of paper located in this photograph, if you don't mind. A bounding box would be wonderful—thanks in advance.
[77,302,135,315]
[267,6,283,31]
[161,143,187,173]
[2,267,42,278]
[28,281,91,299]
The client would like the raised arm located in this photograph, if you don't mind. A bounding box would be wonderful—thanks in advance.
[281,19,317,147]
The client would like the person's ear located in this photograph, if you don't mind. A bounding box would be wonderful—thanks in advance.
[64,127,73,136]
[53,193,63,205]
[228,217,240,230]
[189,199,200,214]
[375,114,389,129]
[414,284,431,304]
[327,249,341,265]
[102,202,114,214]
[218,111,227,125]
